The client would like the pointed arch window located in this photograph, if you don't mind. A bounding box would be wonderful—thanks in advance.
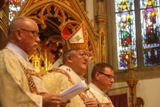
[115,0,160,70]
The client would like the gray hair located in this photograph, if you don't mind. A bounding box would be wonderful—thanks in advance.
[62,50,76,63]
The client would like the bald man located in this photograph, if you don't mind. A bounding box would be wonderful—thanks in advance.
[0,17,63,107]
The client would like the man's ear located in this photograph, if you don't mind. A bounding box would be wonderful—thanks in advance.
[95,72,100,80]
[66,55,73,63]
[15,29,22,40]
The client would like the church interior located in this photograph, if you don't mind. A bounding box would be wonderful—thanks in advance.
[0,0,160,107]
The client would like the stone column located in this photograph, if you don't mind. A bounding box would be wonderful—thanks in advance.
[95,0,107,62]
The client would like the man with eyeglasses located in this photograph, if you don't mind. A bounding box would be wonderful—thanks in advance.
[0,16,64,107]
[86,62,115,107]
[43,22,98,107]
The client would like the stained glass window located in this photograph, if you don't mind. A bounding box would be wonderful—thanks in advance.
[9,0,25,21]
[115,0,160,69]
[140,0,160,66]
[115,0,137,69]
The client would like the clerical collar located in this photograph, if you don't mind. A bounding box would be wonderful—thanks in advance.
[89,83,106,96]
[5,42,28,59]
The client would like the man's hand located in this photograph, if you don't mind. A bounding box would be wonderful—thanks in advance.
[59,100,70,107]
[42,94,62,107]
[84,98,98,107]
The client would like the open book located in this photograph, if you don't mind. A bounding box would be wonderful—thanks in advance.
[60,80,88,102]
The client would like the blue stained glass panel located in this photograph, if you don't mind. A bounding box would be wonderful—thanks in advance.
[115,0,137,70]
[140,0,160,66]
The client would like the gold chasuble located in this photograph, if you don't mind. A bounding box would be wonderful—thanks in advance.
[43,65,87,107]
[0,48,47,107]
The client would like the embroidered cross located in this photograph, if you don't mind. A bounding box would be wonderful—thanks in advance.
[75,35,81,41]
[66,68,70,72]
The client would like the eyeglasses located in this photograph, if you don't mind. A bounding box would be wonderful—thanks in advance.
[78,52,90,58]
[98,71,114,80]
[79,52,90,57]
[20,28,40,38]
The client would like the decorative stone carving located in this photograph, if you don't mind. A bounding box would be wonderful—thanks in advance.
[0,0,8,49]
[97,0,104,14]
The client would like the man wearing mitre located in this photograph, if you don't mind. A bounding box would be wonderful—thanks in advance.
[43,22,98,107]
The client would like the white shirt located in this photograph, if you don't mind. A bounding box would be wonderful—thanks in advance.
[5,42,28,59]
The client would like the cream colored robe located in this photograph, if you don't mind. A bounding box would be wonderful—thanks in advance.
[0,48,47,107]
[43,65,87,107]
[86,83,114,107]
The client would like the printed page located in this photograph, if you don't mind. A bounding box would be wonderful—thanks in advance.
[60,80,88,102]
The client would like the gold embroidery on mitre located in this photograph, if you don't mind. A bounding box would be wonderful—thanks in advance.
[75,35,81,41]
[61,22,88,52]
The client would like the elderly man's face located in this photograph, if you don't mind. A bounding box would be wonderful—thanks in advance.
[70,50,90,75]
[18,20,40,55]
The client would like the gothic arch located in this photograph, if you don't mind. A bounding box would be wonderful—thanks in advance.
[15,0,101,76]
